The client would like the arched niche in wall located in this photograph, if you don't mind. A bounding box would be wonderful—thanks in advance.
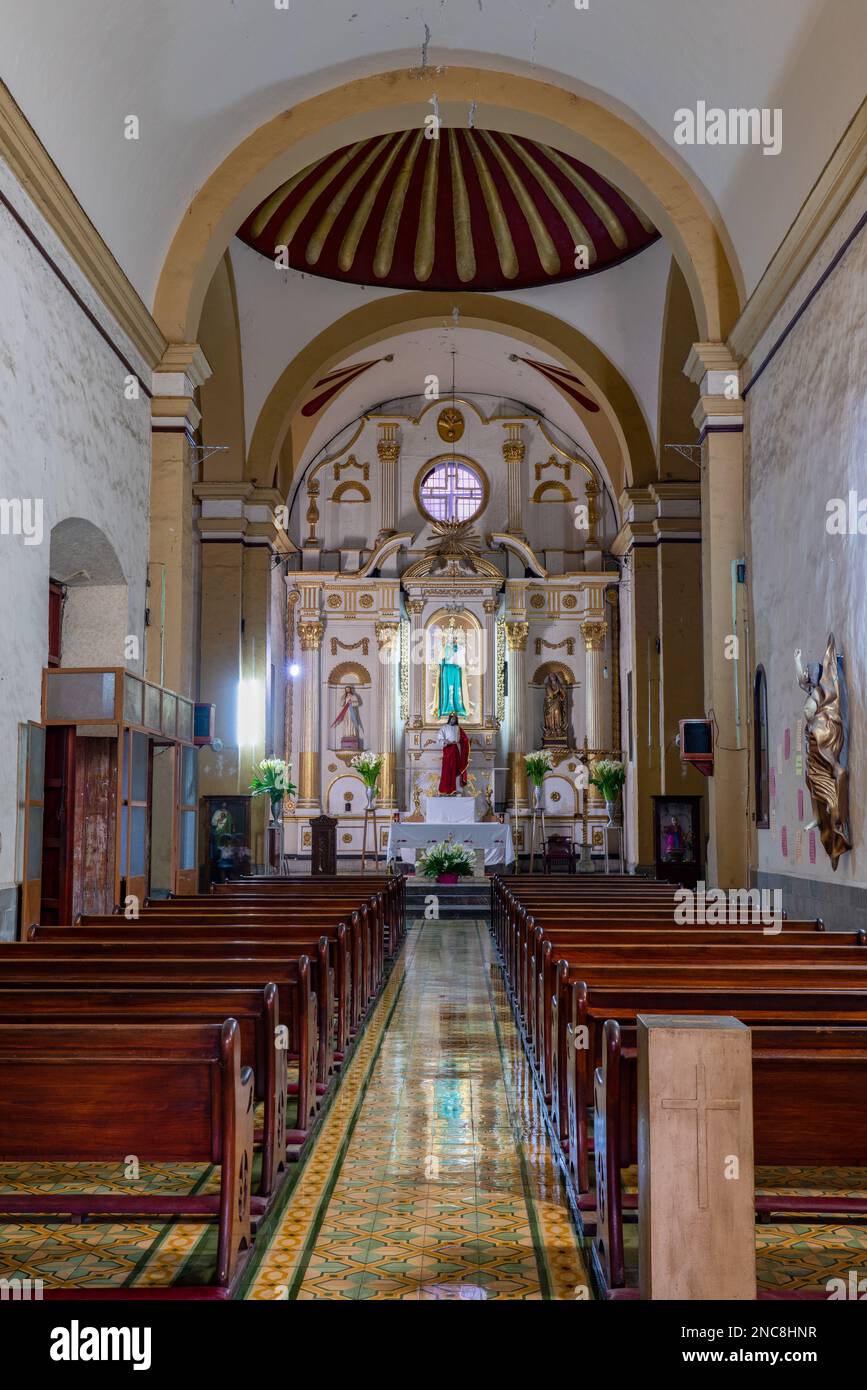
[424,608,485,728]
[49,517,129,669]
[326,660,371,753]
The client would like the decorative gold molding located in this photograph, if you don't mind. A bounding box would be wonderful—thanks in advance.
[375,621,400,650]
[0,81,166,368]
[334,454,369,481]
[330,480,371,503]
[330,636,369,657]
[327,659,372,686]
[580,619,608,651]
[505,621,529,651]
[298,621,324,651]
[535,455,570,481]
[535,637,575,656]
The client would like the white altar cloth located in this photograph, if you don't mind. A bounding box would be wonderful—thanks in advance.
[424,796,480,825]
[386,822,515,867]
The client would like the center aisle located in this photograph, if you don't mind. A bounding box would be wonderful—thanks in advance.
[245,918,590,1300]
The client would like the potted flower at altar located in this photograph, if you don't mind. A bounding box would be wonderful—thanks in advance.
[589,757,626,826]
[249,757,296,825]
[350,750,384,809]
[524,749,554,810]
[417,840,475,885]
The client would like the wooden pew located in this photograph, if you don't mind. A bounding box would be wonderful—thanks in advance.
[0,1019,253,1294]
[547,957,867,1145]
[92,899,380,1017]
[566,982,867,1194]
[529,923,865,1085]
[214,874,406,952]
[0,984,287,1200]
[0,952,319,1131]
[40,921,350,1066]
[592,1019,867,1299]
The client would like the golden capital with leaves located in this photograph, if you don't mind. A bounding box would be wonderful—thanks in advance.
[406,599,425,616]
[375,621,399,649]
[505,621,529,651]
[298,620,324,651]
[581,619,608,651]
[483,598,499,615]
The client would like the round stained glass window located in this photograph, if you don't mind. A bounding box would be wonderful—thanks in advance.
[418,460,484,523]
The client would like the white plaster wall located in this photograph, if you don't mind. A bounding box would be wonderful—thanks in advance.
[748,179,867,889]
[0,157,151,890]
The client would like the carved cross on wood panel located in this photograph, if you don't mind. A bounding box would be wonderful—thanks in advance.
[660,1061,740,1209]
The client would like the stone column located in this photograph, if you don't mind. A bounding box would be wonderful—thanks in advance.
[637,1015,756,1300]
[406,598,425,728]
[502,424,525,537]
[505,621,529,809]
[376,422,401,544]
[686,343,748,889]
[297,619,324,812]
[581,618,608,810]
[375,622,400,806]
[148,343,212,696]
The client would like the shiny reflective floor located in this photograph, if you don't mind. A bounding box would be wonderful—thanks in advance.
[246,919,590,1299]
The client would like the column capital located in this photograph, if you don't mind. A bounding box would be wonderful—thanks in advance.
[375,621,400,649]
[505,621,529,651]
[406,598,425,616]
[685,342,744,435]
[581,619,608,651]
[298,620,324,651]
[151,343,212,432]
[483,598,499,615]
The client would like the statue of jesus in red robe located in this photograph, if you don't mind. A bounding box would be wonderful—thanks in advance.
[437,713,469,794]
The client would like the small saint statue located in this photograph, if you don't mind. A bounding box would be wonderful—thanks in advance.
[795,636,851,869]
[437,713,469,795]
[542,670,569,746]
[331,683,363,750]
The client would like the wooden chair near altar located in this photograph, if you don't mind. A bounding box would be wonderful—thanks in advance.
[543,834,577,875]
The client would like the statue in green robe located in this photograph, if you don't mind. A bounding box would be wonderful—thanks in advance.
[437,639,467,718]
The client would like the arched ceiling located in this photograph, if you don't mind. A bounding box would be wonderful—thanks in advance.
[293,327,612,476]
[2,1,864,303]
[237,130,658,292]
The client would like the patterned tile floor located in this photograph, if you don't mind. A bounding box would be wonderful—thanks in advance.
[245,919,590,1300]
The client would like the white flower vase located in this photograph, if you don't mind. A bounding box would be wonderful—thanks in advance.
[605,799,617,826]
[365,785,377,810]
[533,784,543,812]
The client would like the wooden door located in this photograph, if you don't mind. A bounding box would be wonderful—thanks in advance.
[72,736,118,918]
[17,722,45,932]
[40,725,75,924]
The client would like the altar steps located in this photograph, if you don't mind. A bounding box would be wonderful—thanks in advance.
[404,878,491,922]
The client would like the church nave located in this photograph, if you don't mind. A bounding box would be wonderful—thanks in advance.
[246,919,588,1301]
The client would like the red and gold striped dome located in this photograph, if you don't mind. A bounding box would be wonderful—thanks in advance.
[237,130,658,292]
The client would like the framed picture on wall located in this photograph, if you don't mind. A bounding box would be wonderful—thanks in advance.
[200,794,252,888]
[651,794,702,888]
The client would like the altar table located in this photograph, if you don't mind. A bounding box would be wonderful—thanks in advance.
[386,821,516,867]
[424,795,483,825]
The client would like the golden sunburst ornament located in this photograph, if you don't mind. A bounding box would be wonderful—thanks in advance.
[424,518,482,575]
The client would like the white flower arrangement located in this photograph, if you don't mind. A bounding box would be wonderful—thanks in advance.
[524,749,554,786]
[350,750,384,788]
[417,840,476,879]
[590,757,626,802]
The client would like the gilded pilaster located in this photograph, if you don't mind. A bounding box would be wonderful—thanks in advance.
[505,620,529,808]
[376,422,401,543]
[297,619,324,810]
[502,423,525,537]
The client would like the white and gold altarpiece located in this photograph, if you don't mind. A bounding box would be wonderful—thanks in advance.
[282,398,620,859]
